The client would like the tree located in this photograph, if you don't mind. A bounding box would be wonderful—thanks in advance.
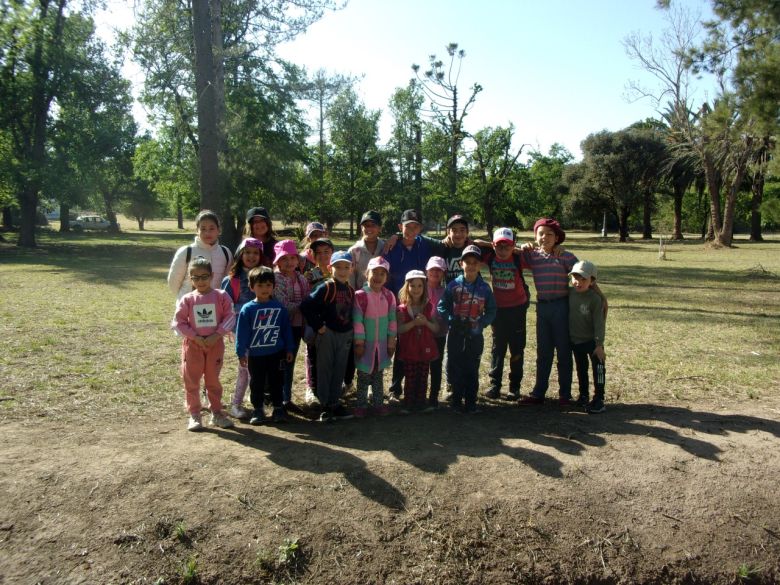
[412,43,482,200]
[524,144,574,226]
[388,81,424,212]
[462,124,527,234]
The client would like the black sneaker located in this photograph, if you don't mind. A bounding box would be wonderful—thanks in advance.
[573,395,589,408]
[318,409,334,423]
[485,387,500,399]
[271,407,287,423]
[332,404,354,420]
[283,401,304,415]
[505,391,520,401]
[249,410,266,425]
[587,399,606,414]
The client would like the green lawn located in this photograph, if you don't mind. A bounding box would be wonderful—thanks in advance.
[1,222,778,422]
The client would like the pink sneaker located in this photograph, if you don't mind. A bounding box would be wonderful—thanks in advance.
[373,405,391,416]
[353,407,368,418]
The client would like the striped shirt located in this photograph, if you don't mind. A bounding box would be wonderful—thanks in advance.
[520,248,578,301]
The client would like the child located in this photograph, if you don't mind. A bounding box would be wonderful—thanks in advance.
[568,260,606,414]
[300,251,355,422]
[273,239,310,414]
[482,228,530,401]
[235,266,295,425]
[167,209,233,303]
[437,245,497,413]
[426,256,448,408]
[221,238,264,419]
[243,207,277,266]
[518,218,579,406]
[397,270,440,412]
[301,237,334,406]
[299,223,328,273]
[349,211,386,291]
[172,257,235,431]
[352,257,397,417]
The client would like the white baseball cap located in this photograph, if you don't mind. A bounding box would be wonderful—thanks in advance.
[493,227,515,244]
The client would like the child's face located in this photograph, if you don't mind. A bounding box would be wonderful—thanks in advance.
[313,246,333,267]
[277,254,298,274]
[367,267,387,290]
[330,262,352,283]
[494,241,514,260]
[250,218,269,239]
[399,222,422,242]
[407,278,425,301]
[197,219,220,246]
[460,256,481,279]
[426,267,444,286]
[447,223,469,247]
[361,221,380,241]
[252,280,274,301]
[571,273,593,293]
[241,247,261,270]
[535,226,558,252]
[190,268,212,293]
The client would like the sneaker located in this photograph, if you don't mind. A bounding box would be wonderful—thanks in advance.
[304,387,320,406]
[318,409,334,423]
[388,394,402,405]
[332,404,354,420]
[283,401,304,415]
[229,404,251,419]
[518,395,544,406]
[210,412,235,429]
[249,410,266,426]
[485,387,500,399]
[587,399,606,414]
[505,391,520,401]
[558,398,574,407]
[573,395,589,408]
[187,414,203,432]
[373,405,391,416]
[271,407,287,423]
[353,407,368,419]
[342,382,355,394]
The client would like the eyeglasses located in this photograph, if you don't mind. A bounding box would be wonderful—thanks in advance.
[190,274,211,282]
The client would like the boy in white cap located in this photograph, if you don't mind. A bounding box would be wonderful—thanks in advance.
[568,260,606,413]
[482,228,531,400]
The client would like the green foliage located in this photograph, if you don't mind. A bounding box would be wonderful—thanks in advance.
[179,556,198,584]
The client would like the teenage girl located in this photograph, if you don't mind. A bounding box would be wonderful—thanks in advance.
[273,239,310,413]
[396,270,440,412]
[221,238,264,419]
[244,207,277,267]
[168,210,233,303]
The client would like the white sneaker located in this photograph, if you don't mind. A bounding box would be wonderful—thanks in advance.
[187,414,203,432]
[304,387,320,406]
[229,404,250,419]
[210,412,234,429]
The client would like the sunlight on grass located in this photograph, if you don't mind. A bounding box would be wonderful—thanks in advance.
[1,227,778,422]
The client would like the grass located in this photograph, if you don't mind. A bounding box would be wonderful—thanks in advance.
[1,218,779,424]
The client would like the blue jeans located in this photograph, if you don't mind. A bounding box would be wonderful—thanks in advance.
[447,331,484,411]
[282,326,303,403]
[532,297,572,399]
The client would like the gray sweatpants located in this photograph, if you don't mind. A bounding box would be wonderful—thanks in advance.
[315,328,353,407]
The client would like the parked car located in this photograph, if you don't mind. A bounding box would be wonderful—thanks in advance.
[72,215,117,231]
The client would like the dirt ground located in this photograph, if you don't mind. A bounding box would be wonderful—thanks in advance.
[2,394,780,585]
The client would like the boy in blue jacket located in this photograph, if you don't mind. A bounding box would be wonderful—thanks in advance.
[437,245,497,413]
[235,266,294,425]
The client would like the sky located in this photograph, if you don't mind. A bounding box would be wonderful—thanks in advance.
[99,0,718,160]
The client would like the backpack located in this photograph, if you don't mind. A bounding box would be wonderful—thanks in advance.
[226,275,241,304]
[354,287,394,315]
[185,244,230,266]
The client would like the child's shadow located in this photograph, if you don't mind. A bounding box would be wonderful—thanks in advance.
[219,426,406,510]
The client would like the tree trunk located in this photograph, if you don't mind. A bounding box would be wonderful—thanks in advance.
[672,184,684,240]
[59,202,70,232]
[750,165,764,242]
[221,210,239,250]
[618,206,630,242]
[177,199,184,229]
[703,155,721,242]
[192,0,220,211]
[642,189,653,239]
[138,218,145,231]
[2,206,12,228]
[716,137,752,248]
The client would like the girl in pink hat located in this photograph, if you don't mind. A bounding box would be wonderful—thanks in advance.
[273,239,310,414]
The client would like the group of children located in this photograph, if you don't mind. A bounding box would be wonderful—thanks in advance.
[167,208,607,431]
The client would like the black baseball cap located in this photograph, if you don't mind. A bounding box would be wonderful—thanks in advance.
[310,238,334,251]
[446,214,468,229]
[400,209,422,224]
[360,210,382,226]
[246,207,270,222]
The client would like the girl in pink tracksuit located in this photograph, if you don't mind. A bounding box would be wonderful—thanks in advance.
[173,257,235,432]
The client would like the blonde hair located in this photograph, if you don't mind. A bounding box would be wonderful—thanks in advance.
[399,278,428,306]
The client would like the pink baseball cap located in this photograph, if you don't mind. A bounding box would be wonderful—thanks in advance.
[367,257,390,272]
[425,256,447,272]
[236,237,264,253]
[273,239,299,265]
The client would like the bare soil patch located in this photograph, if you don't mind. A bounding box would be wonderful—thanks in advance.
[2,398,780,584]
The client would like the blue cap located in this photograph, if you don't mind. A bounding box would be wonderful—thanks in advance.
[330,251,352,265]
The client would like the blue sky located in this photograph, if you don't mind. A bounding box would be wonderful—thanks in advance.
[100,0,718,160]
[276,0,717,159]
